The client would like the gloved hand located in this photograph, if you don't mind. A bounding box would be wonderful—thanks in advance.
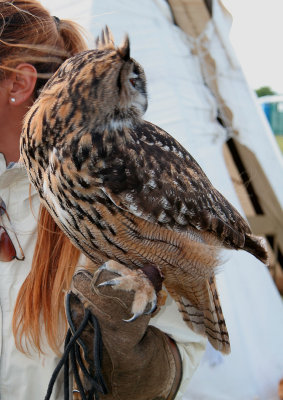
[68,260,182,400]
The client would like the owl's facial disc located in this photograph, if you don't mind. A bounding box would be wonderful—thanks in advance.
[127,63,148,115]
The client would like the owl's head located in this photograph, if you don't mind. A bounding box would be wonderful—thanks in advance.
[41,27,148,131]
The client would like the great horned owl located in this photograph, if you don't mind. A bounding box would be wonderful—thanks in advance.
[21,27,267,354]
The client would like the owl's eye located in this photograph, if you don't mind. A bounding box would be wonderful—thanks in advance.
[129,78,138,88]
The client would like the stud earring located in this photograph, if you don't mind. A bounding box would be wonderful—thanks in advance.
[11,97,16,103]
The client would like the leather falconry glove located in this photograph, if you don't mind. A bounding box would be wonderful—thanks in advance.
[68,261,182,400]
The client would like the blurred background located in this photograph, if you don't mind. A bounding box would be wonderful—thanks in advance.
[223,0,283,153]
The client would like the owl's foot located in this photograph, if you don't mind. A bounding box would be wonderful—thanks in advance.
[97,260,162,322]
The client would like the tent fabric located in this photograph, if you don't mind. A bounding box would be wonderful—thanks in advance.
[41,1,283,399]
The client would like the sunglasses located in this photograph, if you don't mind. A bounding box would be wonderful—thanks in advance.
[0,204,25,262]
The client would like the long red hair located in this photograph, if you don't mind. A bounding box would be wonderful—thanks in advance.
[0,0,88,353]
[13,206,81,354]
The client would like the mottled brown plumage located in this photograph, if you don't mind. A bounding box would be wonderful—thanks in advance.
[20,27,268,354]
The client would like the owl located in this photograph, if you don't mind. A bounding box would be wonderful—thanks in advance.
[21,27,267,354]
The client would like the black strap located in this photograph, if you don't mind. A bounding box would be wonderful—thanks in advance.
[44,293,108,400]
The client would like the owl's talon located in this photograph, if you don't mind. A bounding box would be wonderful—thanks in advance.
[144,298,157,315]
[123,312,142,323]
[98,264,108,271]
[95,261,161,320]
[97,279,118,287]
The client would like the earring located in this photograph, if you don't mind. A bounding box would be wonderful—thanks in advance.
[11,97,16,103]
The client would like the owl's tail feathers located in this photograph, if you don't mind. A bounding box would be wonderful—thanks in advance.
[174,277,230,354]
[244,234,269,265]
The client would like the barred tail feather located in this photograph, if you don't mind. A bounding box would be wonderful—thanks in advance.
[172,276,230,354]
[205,276,230,353]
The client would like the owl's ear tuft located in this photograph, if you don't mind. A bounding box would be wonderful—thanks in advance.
[96,26,115,50]
[118,35,130,61]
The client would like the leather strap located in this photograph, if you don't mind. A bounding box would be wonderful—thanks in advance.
[166,337,183,400]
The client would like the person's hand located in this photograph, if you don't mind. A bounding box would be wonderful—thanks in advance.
[68,261,182,400]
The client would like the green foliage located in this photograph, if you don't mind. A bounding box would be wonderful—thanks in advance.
[255,86,277,97]
[276,135,283,153]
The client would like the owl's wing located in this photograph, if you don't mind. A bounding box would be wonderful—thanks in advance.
[99,120,266,261]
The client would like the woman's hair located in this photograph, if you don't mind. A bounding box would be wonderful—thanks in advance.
[0,0,87,95]
[14,206,81,354]
[1,0,88,354]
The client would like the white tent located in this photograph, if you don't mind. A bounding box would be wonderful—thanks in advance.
[41,1,283,399]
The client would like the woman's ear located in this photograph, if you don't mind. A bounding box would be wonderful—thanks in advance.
[9,63,37,106]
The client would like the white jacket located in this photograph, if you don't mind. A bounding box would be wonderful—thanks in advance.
[0,153,206,399]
